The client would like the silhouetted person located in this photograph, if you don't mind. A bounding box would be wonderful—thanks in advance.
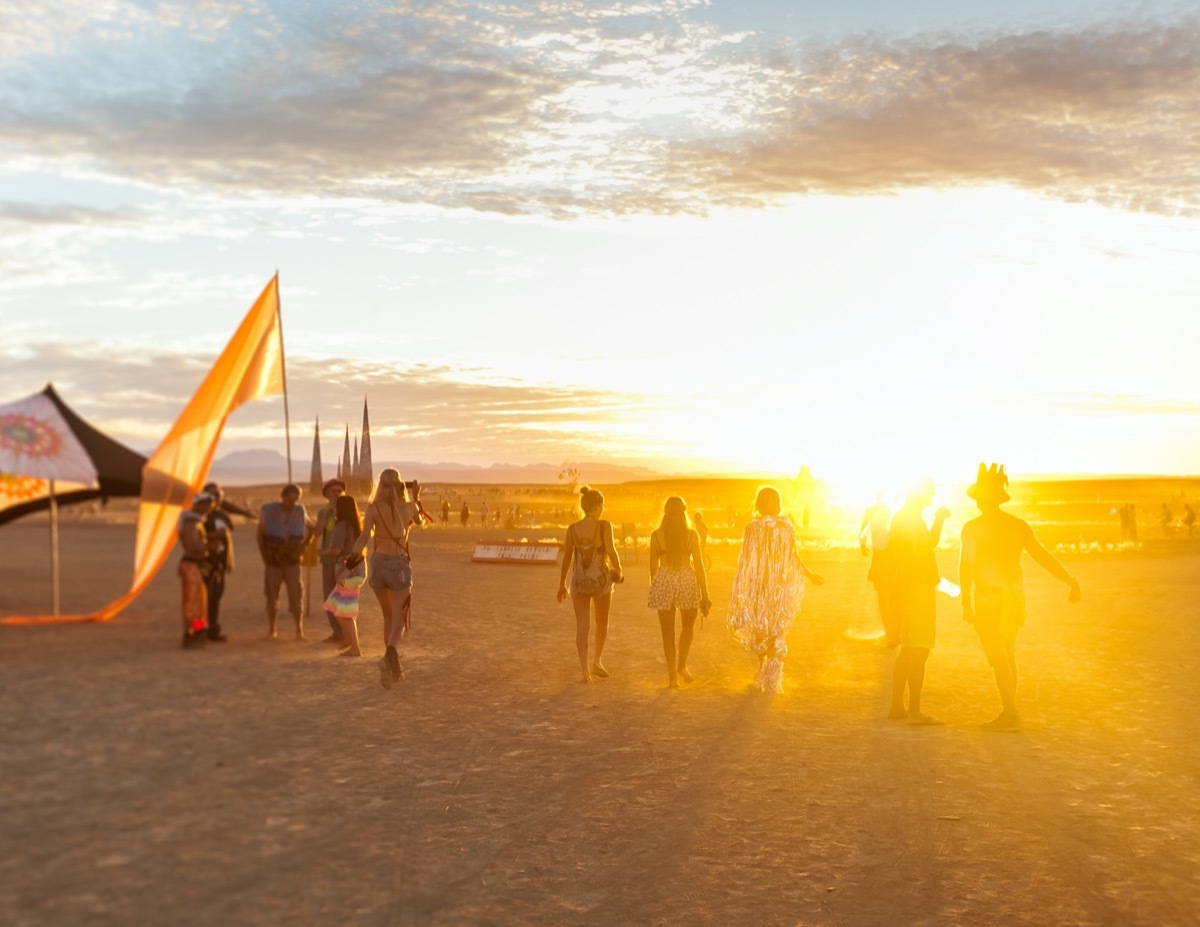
[960,464,1081,732]
[1184,504,1196,538]
[201,481,236,642]
[860,494,898,647]
[887,480,949,725]
[1160,503,1174,537]
[557,487,624,683]
[178,491,215,648]
[460,501,470,527]
[693,510,711,568]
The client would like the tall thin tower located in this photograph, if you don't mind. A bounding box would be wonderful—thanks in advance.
[360,397,374,484]
[309,417,323,493]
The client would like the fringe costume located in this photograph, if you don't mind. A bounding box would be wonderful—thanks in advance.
[728,515,807,693]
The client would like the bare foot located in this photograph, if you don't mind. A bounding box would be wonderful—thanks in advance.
[980,713,1020,732]
[678,667,694,684]
[265,631,278,641]
[668,677,680,689]
[295,633,308,642]
[907,713,944,726]
[579,673,592,684]
[887,705,908,720]
[590,664,609,678]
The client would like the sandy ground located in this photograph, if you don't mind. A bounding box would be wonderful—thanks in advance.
[2,519,1199,927]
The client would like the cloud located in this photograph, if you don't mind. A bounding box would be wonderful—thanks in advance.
[0,3,1196,216]
[677,21,1200,216]
[0,341,648,462]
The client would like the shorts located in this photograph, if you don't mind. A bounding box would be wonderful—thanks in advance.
[973,585,1026,665]
[264,563,302,616]
[647,567,700,611]
[369,552,412,591]
[897,581,936,649]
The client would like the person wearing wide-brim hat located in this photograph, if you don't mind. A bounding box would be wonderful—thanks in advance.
[959,463,1081,732]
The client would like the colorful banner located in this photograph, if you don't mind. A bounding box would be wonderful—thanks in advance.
[1,274,285,625]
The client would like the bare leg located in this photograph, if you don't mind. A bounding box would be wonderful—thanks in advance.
[677,610,698,682]
[338,616,361,656]
[384,589,412,650]
[992,642,1019,718]
[292,611,306,641]
[372,587,393,646]
[571,594,592,682]
[905,648,941,724]
[657,610,678,687]
[592,592,612,676]
[889,648,910,718]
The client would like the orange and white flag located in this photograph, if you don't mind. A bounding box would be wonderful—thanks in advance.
[1,274,285,624]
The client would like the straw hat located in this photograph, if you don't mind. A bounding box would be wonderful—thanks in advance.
[966,463,1010,504]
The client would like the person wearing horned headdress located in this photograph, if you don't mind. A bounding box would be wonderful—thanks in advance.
[959,463,1081,732]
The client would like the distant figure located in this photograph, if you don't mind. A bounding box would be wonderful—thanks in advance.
[960,464,1081,732]
[323,494,366,657]
[887,480,950,726]
[460,502,470,527]
[480,502,489,527]
[728,486,823,694]
[314,478,347,644]
[1184,504,1196,538]
[647,497,710,688]
[1160,503,1174,537]
[257,483,311,641]
[693,511,711,568]
[860,494,898,647]
[1120,503,1138,543]
[348,469,424,689]
[557,486,624,683]
[201,481,236,643]
[178,491,215,649]
[440,498,451,527]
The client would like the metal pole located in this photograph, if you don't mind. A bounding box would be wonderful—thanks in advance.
[275,271,293,483]
[49,478,60,616]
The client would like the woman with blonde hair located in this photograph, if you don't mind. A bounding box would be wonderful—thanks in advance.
[556,486,624,683]
[728,486,824,693]
[647,496,710,688]
[347,468,424,689]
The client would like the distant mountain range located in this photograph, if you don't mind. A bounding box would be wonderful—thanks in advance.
[207,449,667,486]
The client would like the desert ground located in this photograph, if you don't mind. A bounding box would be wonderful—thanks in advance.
[1,480,1199,926]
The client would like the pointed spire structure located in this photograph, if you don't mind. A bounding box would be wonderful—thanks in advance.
[360,397,373,486]
[309,417,323,493]
[341,425,351,485]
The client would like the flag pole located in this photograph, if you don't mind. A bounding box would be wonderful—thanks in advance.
[49,478,60,616]
[275,271,293,483]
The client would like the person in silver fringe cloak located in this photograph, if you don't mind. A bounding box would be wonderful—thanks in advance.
[728,486,824,693]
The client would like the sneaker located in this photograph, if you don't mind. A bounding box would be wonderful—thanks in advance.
[378,657,393,690]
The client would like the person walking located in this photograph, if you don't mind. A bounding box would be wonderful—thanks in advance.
[178,490,215,649]
[314,478,347,644]
[647,497,710,688]
[346,469,424,688]
[200,481,236,643]
[557,486,624,683]
[728,486,823,694]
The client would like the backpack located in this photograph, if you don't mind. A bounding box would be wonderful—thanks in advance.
[572,521,610,596]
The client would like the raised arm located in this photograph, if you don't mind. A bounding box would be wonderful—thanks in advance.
[347,504,376,560]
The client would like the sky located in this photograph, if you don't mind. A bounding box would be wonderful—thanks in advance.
[1,0,1198,491]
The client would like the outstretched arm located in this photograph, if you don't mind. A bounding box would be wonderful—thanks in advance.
[347,505,375,561]
[1023,523,1081,602]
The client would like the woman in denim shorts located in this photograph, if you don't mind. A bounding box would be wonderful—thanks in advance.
[346,468,423,689]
